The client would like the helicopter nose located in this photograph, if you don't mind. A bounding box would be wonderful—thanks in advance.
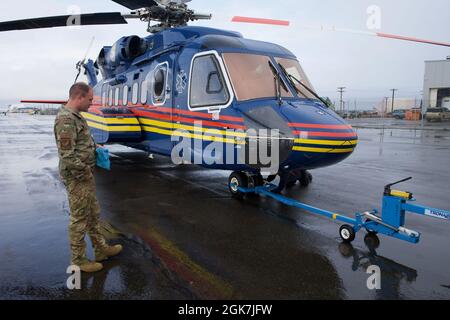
[289,122,358,154]
[286,120,358,169]
[238,103,358,171]
[280,102,358,168]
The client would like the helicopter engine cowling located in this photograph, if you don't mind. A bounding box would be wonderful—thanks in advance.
[96,35,148,79]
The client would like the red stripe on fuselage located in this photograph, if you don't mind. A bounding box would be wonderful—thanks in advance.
[90,100,244,123]
[134,109,247,130]
[88,106,135,117]
[140,106,244,123]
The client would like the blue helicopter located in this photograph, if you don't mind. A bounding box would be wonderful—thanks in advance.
[3,0,446,197]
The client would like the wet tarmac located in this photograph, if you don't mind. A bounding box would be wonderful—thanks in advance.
[0,113,449,300]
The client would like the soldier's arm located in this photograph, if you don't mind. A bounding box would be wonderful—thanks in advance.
[55,116,91,179]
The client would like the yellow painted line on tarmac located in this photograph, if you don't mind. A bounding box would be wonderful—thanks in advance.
[139,227,234,299]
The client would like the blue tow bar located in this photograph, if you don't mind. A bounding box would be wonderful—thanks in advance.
[233,177,450,244]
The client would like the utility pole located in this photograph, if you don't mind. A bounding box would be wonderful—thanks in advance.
[337,87,346,114]
[384,97,388,115]
[390,89,398,113]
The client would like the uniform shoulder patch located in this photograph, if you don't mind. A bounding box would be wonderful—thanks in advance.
[60,131,72,139]
[56,116,76,133]
[59,116,73,125]
[60,135,73,150]
[57,117,74,151]
[62,118,73,124]
[60,139,72,151]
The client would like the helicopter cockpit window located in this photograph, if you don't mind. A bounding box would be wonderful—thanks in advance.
[189,55,229,108]
[275,58,316,100]
[222,53,292,102]
[132,82,139,105]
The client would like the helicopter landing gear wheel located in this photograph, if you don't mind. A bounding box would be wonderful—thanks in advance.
[250,174,265,187]
[339,224,356,243]
[228,171,248,200]
[299,170,313,187]
[285,173,298,189]
[246,174,264,198]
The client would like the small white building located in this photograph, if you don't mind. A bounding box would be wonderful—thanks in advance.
[423,57,450,109]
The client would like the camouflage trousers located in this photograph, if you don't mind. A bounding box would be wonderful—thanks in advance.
[64,174,107,265]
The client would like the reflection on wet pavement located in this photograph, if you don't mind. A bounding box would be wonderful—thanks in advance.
[338,243,417,300]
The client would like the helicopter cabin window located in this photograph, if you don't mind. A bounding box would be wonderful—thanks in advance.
[108,88,113,106]
[275,58,316,100]
[140,81,148,104]
[222,53,293,101]
[132,82,139,105]
[152,64,168,105]
[189,54,229,108]
[101,85,107,107]
[114,87,120,106]
[123,85,129,106]
[102,92,107,107]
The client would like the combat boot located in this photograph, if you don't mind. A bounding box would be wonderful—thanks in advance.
[79,261,103,273]
[96,244,123,262]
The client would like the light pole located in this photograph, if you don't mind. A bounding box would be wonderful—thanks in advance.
[390,89,398,113]
[338,87,346,114]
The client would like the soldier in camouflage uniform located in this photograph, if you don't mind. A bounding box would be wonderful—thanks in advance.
[54,82,122,273]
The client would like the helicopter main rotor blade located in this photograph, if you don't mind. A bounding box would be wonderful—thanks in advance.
[232,16,290,26]
[231,15,450,48]
[111,0,159,10]
[375,32,450,48]
[0,12,128,32]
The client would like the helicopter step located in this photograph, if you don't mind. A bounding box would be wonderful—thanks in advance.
[229,177,450,246]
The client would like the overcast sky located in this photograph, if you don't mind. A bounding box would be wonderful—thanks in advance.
[0,0,449,108]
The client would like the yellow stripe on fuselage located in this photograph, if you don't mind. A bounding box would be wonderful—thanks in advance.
[139,118,247,138]
[142,126,245,145]
[294,138,358,146]
[83,112,356,151]
[293,146,355,153]
[86,120,142,132]
[81,112,140,125]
